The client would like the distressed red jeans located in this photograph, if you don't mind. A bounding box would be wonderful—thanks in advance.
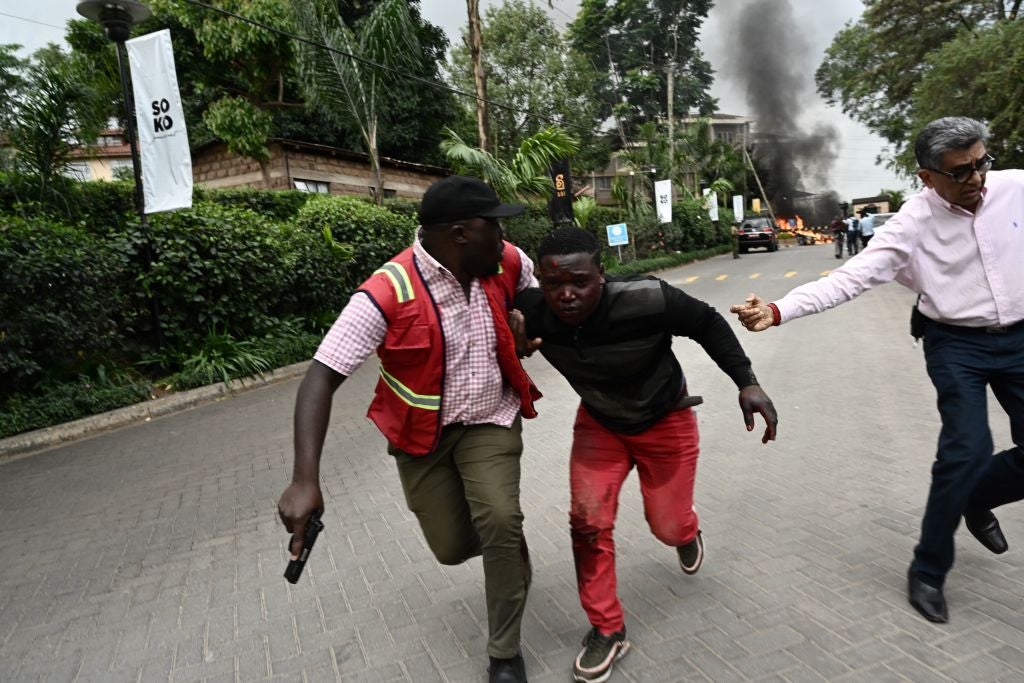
[570,404,700,634]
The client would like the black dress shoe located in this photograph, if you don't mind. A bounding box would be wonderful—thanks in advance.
[964,509,1009,554]
[907,569,948,623]
[489,652,527,683]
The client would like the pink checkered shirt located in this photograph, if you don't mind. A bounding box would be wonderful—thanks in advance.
[314,238,537,428]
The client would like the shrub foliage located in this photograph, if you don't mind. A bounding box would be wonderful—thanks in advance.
[0,175,729,439]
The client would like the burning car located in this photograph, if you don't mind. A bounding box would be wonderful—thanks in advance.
[776,215,821,245]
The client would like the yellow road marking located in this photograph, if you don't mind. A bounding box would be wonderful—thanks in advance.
[715,275,728,281]
[784,271,798,278]
[820,270,832,276]
[684,276,699,283]
[749,273,760,279]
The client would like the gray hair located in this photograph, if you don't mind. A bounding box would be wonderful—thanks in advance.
[914,117,990,169]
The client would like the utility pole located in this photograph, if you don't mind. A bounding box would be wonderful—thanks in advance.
[743,147,776,224]
[605,34,628,148]
[666,60,674,172]
[667,31,678,173]
[466,0,490,153]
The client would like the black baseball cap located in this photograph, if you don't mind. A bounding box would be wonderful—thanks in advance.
[419,175,526,226]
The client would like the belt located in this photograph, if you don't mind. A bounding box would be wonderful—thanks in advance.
[926,317,1024,335]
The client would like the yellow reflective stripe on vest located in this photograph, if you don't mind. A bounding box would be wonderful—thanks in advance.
[379,366,440,410]
[373,262,415,303]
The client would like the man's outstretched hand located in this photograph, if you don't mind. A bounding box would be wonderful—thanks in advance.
[739,385,778,444]
[729,294,774,332]
[509,309,542,358]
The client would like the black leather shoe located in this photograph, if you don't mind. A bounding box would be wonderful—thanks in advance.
[907,569,948,623]
[964,508,1009,554]
[489,652,526,683]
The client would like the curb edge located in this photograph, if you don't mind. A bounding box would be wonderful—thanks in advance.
[0,360,312,463]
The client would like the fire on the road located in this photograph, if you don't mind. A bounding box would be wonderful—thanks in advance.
[776,214,830,244]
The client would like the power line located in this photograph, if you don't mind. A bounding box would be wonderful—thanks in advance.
[176,0,593,136]
[0,11,65,31]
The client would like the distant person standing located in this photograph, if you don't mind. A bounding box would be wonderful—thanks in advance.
[859,210,876,249]
[828,215,846,259]
[731,222,741,259]
[845,214,861,255]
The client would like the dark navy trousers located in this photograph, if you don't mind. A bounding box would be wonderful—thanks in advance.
[911,320,1024,586]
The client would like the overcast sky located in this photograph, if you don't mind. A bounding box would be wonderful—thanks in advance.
[2,0,912,198]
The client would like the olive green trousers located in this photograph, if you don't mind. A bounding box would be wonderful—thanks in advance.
[391,417,529,658]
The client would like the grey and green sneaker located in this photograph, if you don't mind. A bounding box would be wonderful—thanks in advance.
[677,530,704,575]
[572,627,630,683]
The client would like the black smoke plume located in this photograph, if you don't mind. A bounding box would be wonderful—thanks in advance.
[719,0,840,224]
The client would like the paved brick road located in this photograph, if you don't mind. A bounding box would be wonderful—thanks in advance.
[2,246,1022,682]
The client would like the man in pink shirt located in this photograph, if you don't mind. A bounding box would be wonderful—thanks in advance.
[730,117,1024,624]
[278,176,541,683]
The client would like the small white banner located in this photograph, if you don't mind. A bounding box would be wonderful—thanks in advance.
[702,188,719,222]
[732,194,744,221]
[127,29,192,213]
[654,179,672,224]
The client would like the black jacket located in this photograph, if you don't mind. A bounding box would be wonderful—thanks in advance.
[515,275,756,434]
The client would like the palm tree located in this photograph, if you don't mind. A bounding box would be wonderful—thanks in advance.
[292,0,420,203]
[880,188,906,211]
[440,126,579,201]
[572,195,598,229]
[7,46,108,195]
[675,119,746,199]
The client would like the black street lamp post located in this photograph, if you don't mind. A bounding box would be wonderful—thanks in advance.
[76,0,163,348]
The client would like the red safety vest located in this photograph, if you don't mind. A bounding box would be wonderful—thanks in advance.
[357,242,541,456]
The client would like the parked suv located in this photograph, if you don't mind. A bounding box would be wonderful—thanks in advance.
[738,216,778,253]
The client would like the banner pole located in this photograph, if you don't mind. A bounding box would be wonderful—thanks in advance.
[116,40,162,349]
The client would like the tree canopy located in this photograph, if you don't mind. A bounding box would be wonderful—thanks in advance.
[292,0,422,201]
[567,0,716,142]
[63,0,456,167]
[449,0,608,173]
[2,44,111,191]
[816,0,1023,173]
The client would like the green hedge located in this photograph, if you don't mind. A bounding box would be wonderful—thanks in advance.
[503,199,732,264]
[0,174,313,232]
[195,186,313,221]
[0,178,416,401]
[606,244,733,276]
[0,379,152,439]
[295,194,418,293]
[0,175,737,437]
[142,203,300,345]
[0,216,130,394]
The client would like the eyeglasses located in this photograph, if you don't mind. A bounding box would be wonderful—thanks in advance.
[927,154,995,184]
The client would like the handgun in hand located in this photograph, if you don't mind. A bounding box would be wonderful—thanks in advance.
[284,510,324,584]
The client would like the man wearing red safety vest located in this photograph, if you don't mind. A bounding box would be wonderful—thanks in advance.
[278,176,541,683]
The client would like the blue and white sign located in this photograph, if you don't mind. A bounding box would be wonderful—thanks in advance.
[606,223,629,246]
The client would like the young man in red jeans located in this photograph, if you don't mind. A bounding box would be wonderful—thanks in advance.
[513,227,778,682]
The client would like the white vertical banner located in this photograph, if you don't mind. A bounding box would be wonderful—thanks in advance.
[127,30,192,213]
[654,179,672,224]
[702,188,719,221]
[732,194,744,221]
